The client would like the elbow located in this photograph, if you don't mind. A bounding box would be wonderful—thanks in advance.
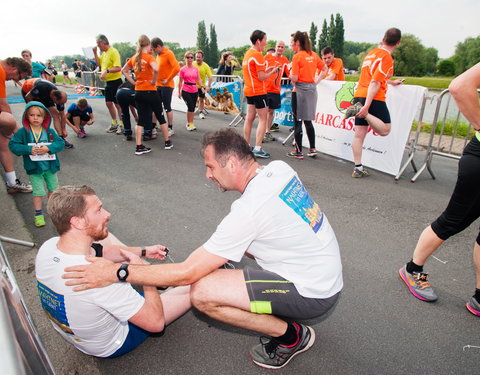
[147,319,165,333]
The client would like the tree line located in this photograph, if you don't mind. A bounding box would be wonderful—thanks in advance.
[48,17,479,77]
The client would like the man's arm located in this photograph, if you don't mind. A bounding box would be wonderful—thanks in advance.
[63,246,228,291]
[449,62,480,131]
[0,97,12,113]
[92,47,101,66]
[258,66,278,81]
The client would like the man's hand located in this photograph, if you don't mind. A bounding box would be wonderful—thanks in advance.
[161,79,168,85]
[356,105,369,118]
[100,71,108,81]
[144,245,169,260]
[120,249,149,265]
[93,46,98,55]
[86,119,94,125]
[63,257,117,291]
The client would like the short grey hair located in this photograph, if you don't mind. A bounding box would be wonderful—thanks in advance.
[96,34,109,45]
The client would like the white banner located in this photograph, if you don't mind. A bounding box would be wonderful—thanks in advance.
[302,81,427,176]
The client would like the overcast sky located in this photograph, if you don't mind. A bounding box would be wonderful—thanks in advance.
[2,0,478,63]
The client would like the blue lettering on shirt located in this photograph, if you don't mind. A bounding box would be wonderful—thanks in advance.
[37,281,73,334]
[279,176,323,233]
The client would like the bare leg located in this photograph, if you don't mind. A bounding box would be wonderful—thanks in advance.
[160,286,191,325]
[267,108,274,132]
[363,114,391,136]
[255,108,268,147]
[243,104,256,145]
[33,196,43,211]
[191,269,287,337]
[135,125,143,146]
[473,242,480,289]
[0,134,15,173]
[166,111,174,126]
[105,101,117,122]
[352,125,368,165]
[187,111,194,124]
[412,225,444,266]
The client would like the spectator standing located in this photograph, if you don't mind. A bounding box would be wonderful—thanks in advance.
[321,47,345,81]
[193,51,212,120]
[152,38,180,136]
[216,51,239,76]
[178,51,204,131]
[288,31,327,160]
[93,34,124,134]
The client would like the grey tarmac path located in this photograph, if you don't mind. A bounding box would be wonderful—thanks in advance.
[1,81,479,374]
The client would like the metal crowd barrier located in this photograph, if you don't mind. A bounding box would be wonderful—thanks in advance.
[0,237,56,374]
[409,89,478,182]
[76,72,106,96]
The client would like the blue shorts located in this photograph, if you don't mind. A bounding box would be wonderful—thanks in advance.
[107,322,154,358]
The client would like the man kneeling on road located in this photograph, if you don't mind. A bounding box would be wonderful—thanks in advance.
[64,129,343,369]
[36,185,190,358]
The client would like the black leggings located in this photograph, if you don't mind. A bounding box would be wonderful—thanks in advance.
[116,88,136,135]
[431,136,480,245]
[134,90,166,136]
[291,92,315,152]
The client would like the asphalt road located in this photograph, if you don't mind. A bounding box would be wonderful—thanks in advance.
[4,82,479,374]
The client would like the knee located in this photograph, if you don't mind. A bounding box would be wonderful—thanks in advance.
[377,128,391,136]
[190,278,212,312]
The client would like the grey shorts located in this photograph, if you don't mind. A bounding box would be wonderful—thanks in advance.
[243,267,339,320]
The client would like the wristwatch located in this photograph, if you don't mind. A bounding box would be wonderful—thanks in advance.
[117,264,129,282]
[141,247,146,257]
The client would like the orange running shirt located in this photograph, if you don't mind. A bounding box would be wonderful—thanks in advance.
[291,51,325,83]
[354,47,394,101]
[127,53,156,91]
[327,58,345,81]
[155,47,180,88]
[0,64,6,98]
[265,54,289,94]
[242,48,266,97]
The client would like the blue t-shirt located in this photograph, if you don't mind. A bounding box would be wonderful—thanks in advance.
[31,62,46,78]
[67,103,93,116]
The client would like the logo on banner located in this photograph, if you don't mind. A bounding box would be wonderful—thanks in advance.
[335,82,356,113]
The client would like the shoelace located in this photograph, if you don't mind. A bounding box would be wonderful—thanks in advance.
[259,336,280,359]
[413,272,431,290]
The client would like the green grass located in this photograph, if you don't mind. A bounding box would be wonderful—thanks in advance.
[344,75,453,89]
[53,76,78,84]
[412,119,473,137]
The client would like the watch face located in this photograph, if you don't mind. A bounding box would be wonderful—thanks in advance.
[119,270,127,278]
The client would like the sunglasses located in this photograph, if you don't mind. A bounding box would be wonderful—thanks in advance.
[186,56,194,59]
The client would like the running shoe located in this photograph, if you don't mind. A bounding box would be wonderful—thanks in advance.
[253,148,271,159]
[287,150,304,159]
[466,296,480,317]
[263,132,275,142]
[135,145,151,155]
[116,123,124,135]
[168,128,175,137]
[125,135,133,141]
[344,102,363,119]
[270,123,280,132]
[250,323,315,370]
[199,112,206,119]
[164,140,173,150]
[63,139,74,149]
[186,123,197,131]
[77,128,86,138]
[306,148,318,158]
[399,264,438,302]
[34,215,46,227]
[143,134,157,141]
[6,179,32,194]
[352,167,370,178]
[106,124,118,133]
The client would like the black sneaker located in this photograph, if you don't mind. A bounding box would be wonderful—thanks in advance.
[250,323,315,369]
[135,145,151,155]
[164,140,173,150]
[64,140,74,149]
[125,135,133,141]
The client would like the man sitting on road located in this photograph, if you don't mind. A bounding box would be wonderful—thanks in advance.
[64,129,343,369]
[36,185,191,358]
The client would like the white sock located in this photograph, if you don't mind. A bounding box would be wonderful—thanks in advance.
[253,146,261,152]
[355,165,364,171]
[5,171,16,186]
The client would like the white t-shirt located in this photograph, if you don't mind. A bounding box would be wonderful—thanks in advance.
[35,237,145,358]
[203,160,343,299]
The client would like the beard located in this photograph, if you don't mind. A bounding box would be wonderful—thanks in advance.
[86,223,109,241]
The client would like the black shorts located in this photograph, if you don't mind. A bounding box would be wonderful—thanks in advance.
[105,78,123,103]
[246,95,267,109]
[182,90,198,112]
[157,86,174,112]
[67,112,90,122]
[243,267,340,320]
[63,71,69,76]
[134,90,165,128]
[197,88,205,99]
[267,92,281,110]
[353,97,391,126]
